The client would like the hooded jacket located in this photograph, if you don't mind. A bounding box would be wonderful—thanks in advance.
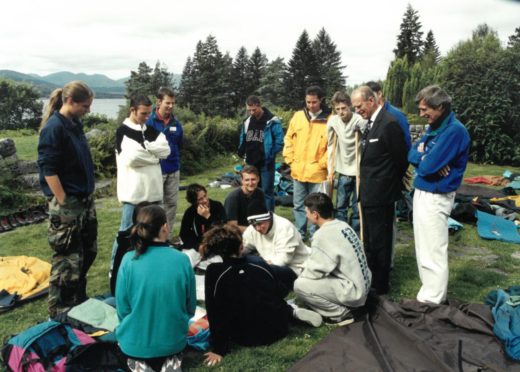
[238,108,284,167]
[283,107,331,183]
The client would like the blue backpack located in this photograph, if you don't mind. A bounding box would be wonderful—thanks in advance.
[1,321,95,371]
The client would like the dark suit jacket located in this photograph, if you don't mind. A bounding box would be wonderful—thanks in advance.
[359,106,408,207]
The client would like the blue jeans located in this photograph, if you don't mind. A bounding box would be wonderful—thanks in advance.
[110,202,135,266]
[293,180,321,237]
[259,162,275,211]
[336,174,359,233]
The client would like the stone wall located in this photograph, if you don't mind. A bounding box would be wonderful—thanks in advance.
[0,138,40,190]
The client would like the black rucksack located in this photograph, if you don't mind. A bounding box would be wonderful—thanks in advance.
[65,341,129,372]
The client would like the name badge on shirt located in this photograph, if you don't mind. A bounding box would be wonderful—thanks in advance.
[169,127,177,132]
[369,138,379,143]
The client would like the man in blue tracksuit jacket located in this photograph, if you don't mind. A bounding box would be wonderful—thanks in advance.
[408,85,470,304]
[146,87,183,237]
[238,95,284,211]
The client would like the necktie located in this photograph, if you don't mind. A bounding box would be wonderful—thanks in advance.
[362,119,372,150]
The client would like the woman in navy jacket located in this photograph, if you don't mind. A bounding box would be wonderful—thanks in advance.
[37,80,97,318]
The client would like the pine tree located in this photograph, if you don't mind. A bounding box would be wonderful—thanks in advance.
[249,47,268,94]
[180,35,236,116]
[150,61,173,95]
[231,47,253,108]
[216,52,235,117]
[507,26,520,48]
[178,57,194,107]
[312,28,346,99]
[283,30,322,108]
[258,57,286,107]
[126,62,153,97]
[422,30,441,64]
[394,4,424,65]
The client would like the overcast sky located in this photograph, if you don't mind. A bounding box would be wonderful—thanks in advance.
[1,0,518,85]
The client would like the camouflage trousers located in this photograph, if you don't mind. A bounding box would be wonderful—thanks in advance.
[47,194,97,318]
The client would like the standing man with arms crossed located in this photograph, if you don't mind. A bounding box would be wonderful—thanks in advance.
[283,86,331,238]
[327,91,366,234]
[351,86,408,295]
[110,94,170,274]
[238,95,284,211]
[409,85,470,304]
[146,87,183,238]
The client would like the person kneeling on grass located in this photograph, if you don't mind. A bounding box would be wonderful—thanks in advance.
[115,205,196,372]
[243,199,309,296]
[294,192,372,326]
[202,224,322,367]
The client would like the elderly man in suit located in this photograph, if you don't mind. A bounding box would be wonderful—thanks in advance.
[351,86,408,295]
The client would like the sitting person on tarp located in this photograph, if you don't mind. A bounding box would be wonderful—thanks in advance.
[242,199,309,296]
[179,183,227,251]
[202,224,322,367]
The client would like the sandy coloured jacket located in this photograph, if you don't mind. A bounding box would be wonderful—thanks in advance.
[283,109,331,183]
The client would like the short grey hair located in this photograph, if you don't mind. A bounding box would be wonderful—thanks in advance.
[415,85,452,112]
[352,85,377,101]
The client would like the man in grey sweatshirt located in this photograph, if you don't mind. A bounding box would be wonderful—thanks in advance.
[293,193,372,325]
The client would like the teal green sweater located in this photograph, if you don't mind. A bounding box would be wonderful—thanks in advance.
[115,243,196,358]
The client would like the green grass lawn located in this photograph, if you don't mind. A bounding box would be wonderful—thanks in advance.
[1,133,520,370]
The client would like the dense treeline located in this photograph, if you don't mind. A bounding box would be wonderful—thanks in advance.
[384,5,520,165]
[1,11,519,165]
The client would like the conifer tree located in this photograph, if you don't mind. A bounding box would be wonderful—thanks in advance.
[178,57,195,107]
[507,26,520,48]
[257,57,286,107]
[422,30,441,63]
[126,62,153,97]
[150,61,173,95]
[231,47,253,108]
[393,4,424,65]
[312,28,346,99]
[178,35,234,116]
[284,30,322,108]
[249,47,268,94]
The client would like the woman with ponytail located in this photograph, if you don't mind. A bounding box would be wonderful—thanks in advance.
[37,81,97,319]
[115,205,196,372]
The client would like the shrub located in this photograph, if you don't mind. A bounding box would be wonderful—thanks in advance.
[0,79,42,130]
[86,124,117,179]
[82,113,111,128]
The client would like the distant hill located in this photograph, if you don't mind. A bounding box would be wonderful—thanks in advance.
[0,70,182,97]
[0,70,59,96]
[0,70,127,98]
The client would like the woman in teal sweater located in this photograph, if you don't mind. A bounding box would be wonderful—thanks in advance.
[116,205,196,371]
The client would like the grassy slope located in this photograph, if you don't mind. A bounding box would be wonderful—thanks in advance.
[1,132,520,370]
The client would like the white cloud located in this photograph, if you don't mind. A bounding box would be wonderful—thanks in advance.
[1,0,518,84]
